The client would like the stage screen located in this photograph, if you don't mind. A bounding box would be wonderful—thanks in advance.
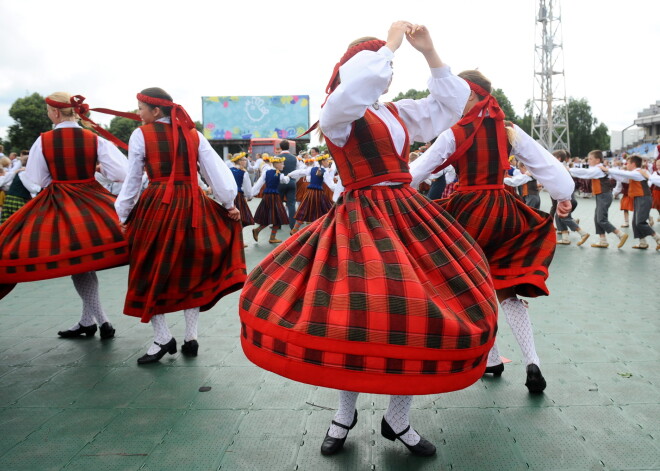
[202,95,310,140]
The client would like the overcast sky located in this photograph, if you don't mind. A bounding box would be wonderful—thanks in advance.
[1,0,658,150]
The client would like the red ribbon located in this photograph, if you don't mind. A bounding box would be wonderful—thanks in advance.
[432,80,510,174]
[136,93,201,228]
[298,39,387,138]
[45,95,139,150]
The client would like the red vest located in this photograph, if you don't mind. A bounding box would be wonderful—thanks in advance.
[453,119,511,189]
[141,122,200,180]
[325,103,411,190]
[41,127,98,181]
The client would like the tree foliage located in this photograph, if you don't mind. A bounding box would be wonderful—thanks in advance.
[491,88,519,124]
[7,93,52,152]
[557,98,610,157]
[392,89,430,101]
[106,113,141,147]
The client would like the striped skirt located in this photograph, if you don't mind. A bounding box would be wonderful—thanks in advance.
[620,195,634,211]
[124,182,246,321]
[0,194,30,225]
[437,188,555,298]
[294,187,333,222]
[651,188,660,211]
[235,193,255,227]
[0,181,128,296]
[240,184,498,395]
[296,179,308,203]
[254,193,289,227]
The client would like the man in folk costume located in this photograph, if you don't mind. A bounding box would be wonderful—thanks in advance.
[0,93,129,338]
[115,88,246,364]
[240,22,498,457]
[411,70,575,394]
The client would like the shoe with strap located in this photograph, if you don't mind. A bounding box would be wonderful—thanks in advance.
[320,410,357,456]
[380,417,436,457]
[617,233,629,248]
[577,233,590,246]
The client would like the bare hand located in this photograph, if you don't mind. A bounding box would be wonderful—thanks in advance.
[556,200,572,218]
[119,223,127,234]
[405,24,434,54]
[386,21,413,52]
[227,207,241,221]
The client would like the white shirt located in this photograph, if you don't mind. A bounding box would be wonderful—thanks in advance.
[234,167,254,199]
[25,121,127,188]
[251,168,290,195]
[607,167,647,182]
[649,171,660,187]
[410,124,575,201]
[504,173,533,187]
[0,159,22,190]
[569,165,606,180]
[115,117,237,223]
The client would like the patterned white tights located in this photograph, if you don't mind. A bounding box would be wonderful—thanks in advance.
[70,271,109,328]
[147,314,173,355]
[184,308,200,341]
[384,395,421,446]
[328,390,359,439]
[487,341,502,366]
[501,297,540,366]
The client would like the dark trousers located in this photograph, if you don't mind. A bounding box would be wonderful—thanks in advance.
[523,194,541,210]
[632,195,654,239]
[427,176,446,200]
[594,192,616,235]
[555,198,579,231]
[279,180,297,229]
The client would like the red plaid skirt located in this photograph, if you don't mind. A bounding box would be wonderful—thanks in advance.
[240,184,498,395]
[296,179,308,202]
[651,188,660,211]
[620,195,634,211]
[294,188,333,222]
[0,181,128,292]
[441,181,458,199]
[235,193,255,227]
[437,188,555,298]
[254,193,289,227]
[124,182,246,321]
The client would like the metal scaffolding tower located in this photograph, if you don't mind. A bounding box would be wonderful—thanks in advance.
[532,0,570,152]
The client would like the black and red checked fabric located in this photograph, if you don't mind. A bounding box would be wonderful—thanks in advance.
[437,118,556,298]
[0,128,129,297]
[234,193,255,227]
[326,104,412,191]
[240,183,498,395]
[123,123,246,321]
[294,187,334,222]
[253,193,289,227]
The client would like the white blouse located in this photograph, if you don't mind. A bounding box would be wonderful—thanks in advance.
[115,117,237,223]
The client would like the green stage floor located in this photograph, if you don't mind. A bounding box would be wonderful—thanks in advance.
[0,194,658,470]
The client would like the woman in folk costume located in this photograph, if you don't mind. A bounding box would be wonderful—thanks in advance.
[294,153,312,206]
[250,156,290,244]
[287,153,336,234]
[239,22,498,457]
[0,92,129,338]
[115,88,246,364]
[229,152,255,229]
[410,70,575,394]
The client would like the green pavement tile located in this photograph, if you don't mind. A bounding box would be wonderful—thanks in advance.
[306,388,382,412]
[296,410,373,471]
[0,408,118,471]
[190,367,263,410]
[73,366,160,409]
[66,408,184,470]
[0,337,62,366]
[620,403,660,435]
[141,409,242,471]
[16,366,112,408]
[0,366,60,406]
[0,407,62,455]
[550,333,620,363]
[219,345,254,367]
[169,338,235,367]
[433,381,498,408]
[627,361,660,384]
[499,407,599,470]
[74,337,146,367]
[130,366,215,409]
[26,339,99,367]
[251,371,313,410]
[220,410,307,471]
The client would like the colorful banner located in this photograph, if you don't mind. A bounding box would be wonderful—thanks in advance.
[202,95,310,140]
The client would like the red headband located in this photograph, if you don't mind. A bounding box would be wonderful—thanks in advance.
[45,95,138,150]
[136,93,201,227]
[325,39,386,94]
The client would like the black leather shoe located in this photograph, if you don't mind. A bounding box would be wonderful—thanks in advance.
[380,417,436,457]
[320,410,358,456]
[525,364,547,393]
[137,338,177,365]
[181,340,199,357]
[58,323,97,338]
[484,363,504,377]
[99,322,115,340]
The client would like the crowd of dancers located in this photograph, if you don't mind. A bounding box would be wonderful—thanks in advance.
[0,20,659,458]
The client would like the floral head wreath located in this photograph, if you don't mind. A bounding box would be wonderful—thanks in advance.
[231,152,247,162]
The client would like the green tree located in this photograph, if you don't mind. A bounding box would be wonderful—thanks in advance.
[492,88,519,124]
[7,93,52,151]
[557,98,609,157]
[106,113,140,147]
[392,89,430,101]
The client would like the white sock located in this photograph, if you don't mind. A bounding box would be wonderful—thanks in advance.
[578,229,587,236]
[487,341,502,366]
[600,235,608,242]
[501,297,540,367]
[639,238,647,246]
[328,390,359,439]
[148,314,172,355]
[561,232,569,241]
[653,233,660,243]
[71,272,108,328]
[384,395,420,446]
[184,308,200,342]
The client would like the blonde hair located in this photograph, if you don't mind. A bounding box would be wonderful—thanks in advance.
[46,92,77,119]
[0,156,10,168]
